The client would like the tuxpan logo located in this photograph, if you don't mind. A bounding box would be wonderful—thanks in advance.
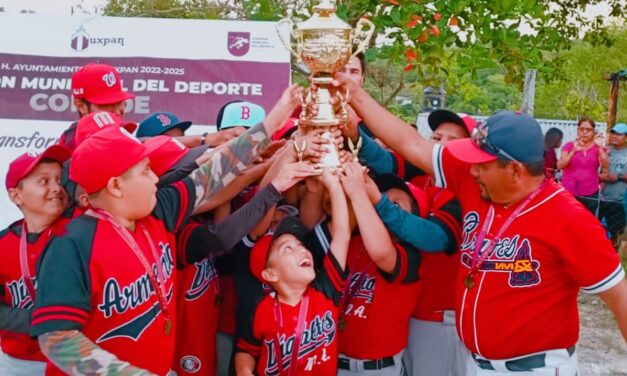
[71,25,125,51]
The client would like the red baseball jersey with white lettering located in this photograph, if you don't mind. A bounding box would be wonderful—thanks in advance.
[432,144,625,359]
[339,235,421,359]
[173,222,221,375]
[237,253,346,376]
[407,175,463,322]
[31,179,195,375]
[0,215,71,362]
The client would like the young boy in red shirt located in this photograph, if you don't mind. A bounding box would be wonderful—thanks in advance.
[236,169,350,375]
[0,145,71,375]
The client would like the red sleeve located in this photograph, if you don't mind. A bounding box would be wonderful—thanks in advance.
[561,202,624,294]
[432,144,472,196]
[561,142,574,154]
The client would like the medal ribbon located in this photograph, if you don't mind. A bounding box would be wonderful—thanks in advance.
[88,209,170,323]
[18,223,37,303]
[469,181,547,277]
[272,291,310,376]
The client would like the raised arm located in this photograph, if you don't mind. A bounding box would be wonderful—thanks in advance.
[340,163,398,273]
[188,85,303,209]
[320,168,350,268]
[332,73,435,175]
[39,330,154,375]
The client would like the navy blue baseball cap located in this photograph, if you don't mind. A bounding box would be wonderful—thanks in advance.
[446,111,544,164]
[136,112,192,138]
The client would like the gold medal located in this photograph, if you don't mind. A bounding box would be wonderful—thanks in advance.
[164,318,172,336]
[464,275,475,290]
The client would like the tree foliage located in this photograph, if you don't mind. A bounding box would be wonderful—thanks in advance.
[102,0,626,120]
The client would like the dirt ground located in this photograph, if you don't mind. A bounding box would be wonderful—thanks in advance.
[578,293,627,375]
[577,247,627,375]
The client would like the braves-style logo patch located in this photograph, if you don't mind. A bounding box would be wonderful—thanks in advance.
[461,239,541,288]
[460,211,541,288]
[180,355,201,373]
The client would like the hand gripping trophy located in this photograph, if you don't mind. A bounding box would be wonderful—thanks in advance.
[277,0,375,169]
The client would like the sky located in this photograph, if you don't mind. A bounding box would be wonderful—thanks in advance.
[1,0,107,15]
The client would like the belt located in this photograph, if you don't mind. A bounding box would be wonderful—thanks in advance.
[338,356,395,371]
[473,346,576,372]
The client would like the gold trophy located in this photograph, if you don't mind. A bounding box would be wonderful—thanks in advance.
[277,0,375,168]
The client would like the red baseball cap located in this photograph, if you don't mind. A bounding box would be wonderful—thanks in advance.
[249,235,273,282]
[71,63,135,105]
[75,111,137,146]
[6,145,72,190]
[70,126,169,194]
[147,136,189,177]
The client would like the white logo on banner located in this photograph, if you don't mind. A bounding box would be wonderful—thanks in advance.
[102,72,117,87]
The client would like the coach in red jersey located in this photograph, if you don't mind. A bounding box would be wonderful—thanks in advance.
[0,146,71,375]
[332,74,627,375]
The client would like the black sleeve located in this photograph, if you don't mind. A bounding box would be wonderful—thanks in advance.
[30,217,96,337]
[233,240,266,352]
[207,184,282,251]
[153,177,196,233]
[0,303,31,334]
[313,252,348,306]
[158,162,199,188]
[428,197,463,255]
[176,222,227,267]
[379,241,422,284]
[306,217,332,270]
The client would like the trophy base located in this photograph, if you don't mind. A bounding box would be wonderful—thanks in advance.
[312,131,341,173]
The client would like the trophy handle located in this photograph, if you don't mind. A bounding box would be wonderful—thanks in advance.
[276,18,301,60]
[351,18,375,59]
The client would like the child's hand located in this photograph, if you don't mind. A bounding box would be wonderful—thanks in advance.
[363,173,382,204]
[277,84,304,112]
[293,128,330,164]
[339,162,367,198]
[271,161,317,193]
[321,167,341,190]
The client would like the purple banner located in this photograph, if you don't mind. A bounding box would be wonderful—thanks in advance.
[0,53,290,124]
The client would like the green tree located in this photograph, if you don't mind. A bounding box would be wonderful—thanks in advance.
[534,26,627,121]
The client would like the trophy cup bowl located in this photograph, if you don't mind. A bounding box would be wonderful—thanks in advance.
[277,0,374,168]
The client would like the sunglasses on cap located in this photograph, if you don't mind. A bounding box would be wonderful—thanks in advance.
[471,122,520,162]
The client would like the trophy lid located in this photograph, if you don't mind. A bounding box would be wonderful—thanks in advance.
[295,0,352,33]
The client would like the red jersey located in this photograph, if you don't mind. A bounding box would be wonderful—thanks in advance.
[237,254,346,375]
[432,144,625,359]
[0,215,71,362]
[339,236,421,359]
[31,179,195,375]
[173,256,220,375]
[408,175,463,322]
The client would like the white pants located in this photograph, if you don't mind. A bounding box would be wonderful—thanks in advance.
[216,332,234,376]
[466,349,579,376]
[402,312,470,376]
[337,351,405,376]
[0,350,46,376]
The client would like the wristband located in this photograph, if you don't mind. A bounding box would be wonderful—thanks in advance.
[201,132,209,146]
